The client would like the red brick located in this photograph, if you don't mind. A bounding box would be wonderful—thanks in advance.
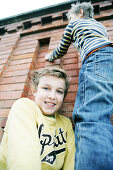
[67,48,78,54]
[70,77,79,85]
[49,44,60,50]
[0,65,4,70]
[65,69,79,77]
[0,118,7,128]
[0,100,15,109]
[39,48,48,54]
[0,83,25,91]
[27,88,33,96]
[64,92,76,102]
[9,58,33,65]
[45,59,61,67]
[37,53,47,58]
[108,30,113,36]
[0,70,3,78]
[63,64,79,71]
[0,75,28,85]
[36,62,45,68]
[0,41,18,47]
[23,84,30,94]
[0,91,22,100]
[78,62,81,69]
[0,64,7,78]
[28,95,34,101]
[68,84,78,93]
[40,45,49,51]
[63,58,78,64]
[0,58,8,65]
[14,45,37,54]
[18,36,37,43]
[50,39,62,45]
[0,45,14,51]
[4,69,29,77]
[31,18,40,24]
[63,52,79,59]
[109,36,113,41]
[95,11,113,20]
[0,54,11,59]
[50,34,63,41]
[59,112,73,119]
[21,91,28,97]
[8,63,31,71]
[12,53,35,60]
[14,48,36,55]
[60,102,74,112]
[0,49,12,55]
[0,109,10,118]
[36,57,45,63]
[52,13,62,19]
[16,40,37,48]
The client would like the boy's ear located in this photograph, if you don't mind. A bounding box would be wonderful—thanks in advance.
[33,92,36,97]
[30,83,37,96]
[80,9,84,18]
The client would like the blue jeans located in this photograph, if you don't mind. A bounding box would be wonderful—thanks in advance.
[73,46,113,170]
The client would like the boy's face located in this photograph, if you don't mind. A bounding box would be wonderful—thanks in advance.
[34,75,65,116]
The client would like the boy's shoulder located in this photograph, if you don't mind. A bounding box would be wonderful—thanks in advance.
[12,97,40,111]
[13,97,35,105]
[56,113,74,133]
[56,113,72,126]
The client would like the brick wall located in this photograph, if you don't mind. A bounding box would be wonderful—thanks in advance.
[0,0,113,141]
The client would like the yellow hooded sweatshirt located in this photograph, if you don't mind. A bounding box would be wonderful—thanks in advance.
[0,98,75,170]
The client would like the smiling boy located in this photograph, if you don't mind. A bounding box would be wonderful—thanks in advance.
[34,74,65,116]
[0,67,75,170]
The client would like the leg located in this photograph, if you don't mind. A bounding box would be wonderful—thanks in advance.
[73,47,113,170]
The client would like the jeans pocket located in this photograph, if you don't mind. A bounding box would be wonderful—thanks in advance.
[95,52,113,82]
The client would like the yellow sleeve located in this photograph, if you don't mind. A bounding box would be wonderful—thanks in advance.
[0,98,41,170]
[0,129,7,170]
[62,119,75,170]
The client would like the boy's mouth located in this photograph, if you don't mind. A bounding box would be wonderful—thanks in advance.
[44,101,56,106]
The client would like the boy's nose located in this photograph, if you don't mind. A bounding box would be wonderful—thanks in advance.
[48,90,56,99]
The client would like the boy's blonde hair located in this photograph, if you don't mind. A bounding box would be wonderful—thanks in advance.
[30,67,70,99]
[67,2,94,20]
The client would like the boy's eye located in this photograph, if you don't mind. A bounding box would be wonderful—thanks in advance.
[42,87,49,90]
[57,90,64,94]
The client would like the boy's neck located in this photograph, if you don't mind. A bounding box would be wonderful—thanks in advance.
[46,114,55,119]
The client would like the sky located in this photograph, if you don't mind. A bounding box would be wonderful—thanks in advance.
[0,0,69,20]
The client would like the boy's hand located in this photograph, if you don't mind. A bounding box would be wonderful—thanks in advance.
[45,53,52,61]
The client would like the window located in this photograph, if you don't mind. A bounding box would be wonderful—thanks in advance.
[23,21,31,29]
[41,16,52,26]
[0,27,6,35]
[94,5,100,15]
[39,37,50,47]
[62,12,68,21]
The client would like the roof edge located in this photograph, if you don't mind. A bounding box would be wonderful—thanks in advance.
[0,0,76,27]
[0,0,107,27]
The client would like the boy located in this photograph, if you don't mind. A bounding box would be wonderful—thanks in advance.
[45,2,113,170]
[0,67,75,170]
